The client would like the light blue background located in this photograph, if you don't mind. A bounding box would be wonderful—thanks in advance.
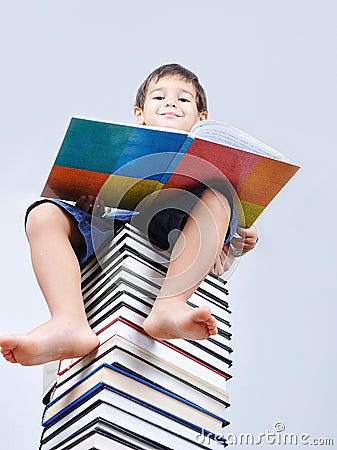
[1,1,336,448]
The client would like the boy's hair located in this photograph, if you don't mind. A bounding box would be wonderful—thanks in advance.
[135,63,208,112]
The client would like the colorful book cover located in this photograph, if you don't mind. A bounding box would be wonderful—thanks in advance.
[41,116,300,227]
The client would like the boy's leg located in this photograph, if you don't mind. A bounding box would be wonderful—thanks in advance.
[0,203,99,366]
[143,188,231,340]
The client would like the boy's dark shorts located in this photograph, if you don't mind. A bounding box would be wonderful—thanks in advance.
[25,185,238,266]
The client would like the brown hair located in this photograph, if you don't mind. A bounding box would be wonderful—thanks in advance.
[135,63,208,112]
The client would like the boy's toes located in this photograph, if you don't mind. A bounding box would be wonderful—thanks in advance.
[1,350,17,363]
[191,305,212,323]
[204,316,218,335]
[208,325,218,335]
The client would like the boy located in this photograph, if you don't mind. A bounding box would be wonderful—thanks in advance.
[0,63,258,366]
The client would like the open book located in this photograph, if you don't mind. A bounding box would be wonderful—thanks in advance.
[41,116,300,227]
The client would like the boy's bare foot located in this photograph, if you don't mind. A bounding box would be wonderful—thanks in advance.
[143,300,217,340]
[0,319,99,366]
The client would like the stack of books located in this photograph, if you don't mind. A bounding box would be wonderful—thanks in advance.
[39,224,232,449]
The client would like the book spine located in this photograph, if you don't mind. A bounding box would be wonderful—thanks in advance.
[159,135,194,185]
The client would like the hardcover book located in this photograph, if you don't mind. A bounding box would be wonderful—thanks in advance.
[53,334,230,411]
[41,395,226,450]
[41,117,300,227]
[42,363,228,434]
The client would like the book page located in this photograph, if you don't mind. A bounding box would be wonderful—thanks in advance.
[191,120,289,161]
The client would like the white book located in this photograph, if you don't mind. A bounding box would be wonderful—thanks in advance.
[86,289,232,346]
[85,272,231,329]
[83,256,161,311]
[81,224,170,287]
[58,433,150,450]
[41,387,226,450]
[96,225,170,268]
[58,320,230,386]
[83,252,231,325]
[82,224,231,313]
[42,365,227,435]
[86,291,150,326]
[89,302,145,335]
[53,335,229,414]
[95,247,230,304]
[52,427,156,450]
[85,283,233,358]
[89,306,232,372]
[48,422,157,450]
[87,276,231,327]
[98,224,230,302]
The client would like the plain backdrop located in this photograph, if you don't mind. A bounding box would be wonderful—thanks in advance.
[0,1,336,448]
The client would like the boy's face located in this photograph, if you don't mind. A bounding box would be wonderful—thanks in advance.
[134,75,208,132]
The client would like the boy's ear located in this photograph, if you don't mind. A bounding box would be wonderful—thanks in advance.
[199,111,208,121]
[134,106,145,125]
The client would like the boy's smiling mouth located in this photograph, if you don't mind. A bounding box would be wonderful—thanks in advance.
[160,111,182,117]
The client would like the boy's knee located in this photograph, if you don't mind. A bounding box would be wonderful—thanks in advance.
[26,202,67,237]
[200,188,231,212]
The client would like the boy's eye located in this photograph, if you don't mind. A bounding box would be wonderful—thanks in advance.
[153,96,164,100]
[179,97,190,103]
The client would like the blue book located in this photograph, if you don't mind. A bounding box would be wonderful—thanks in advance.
[41,385,227,449]
[42,363,229,435]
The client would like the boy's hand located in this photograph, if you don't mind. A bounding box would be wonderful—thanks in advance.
[75,195,106,217]
[231,225,259,256]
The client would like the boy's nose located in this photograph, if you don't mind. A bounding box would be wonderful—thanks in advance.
[165,99,176,107]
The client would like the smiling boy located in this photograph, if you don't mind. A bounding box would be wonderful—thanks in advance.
[0,63,258,366]
[132,64,258,340]
[134,73,208,132]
